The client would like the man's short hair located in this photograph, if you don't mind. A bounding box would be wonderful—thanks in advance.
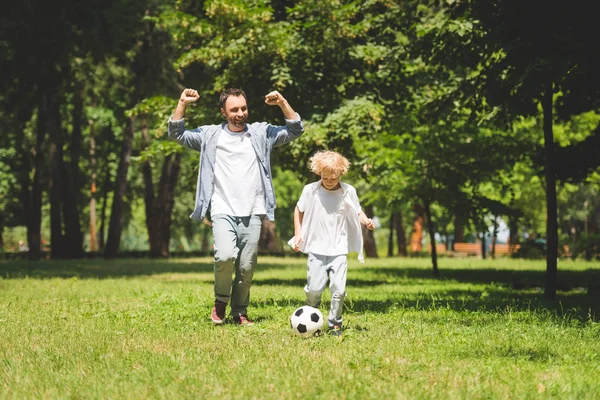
[219,88,247,108]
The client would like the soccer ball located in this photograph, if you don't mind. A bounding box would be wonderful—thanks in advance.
[290,306,324,338]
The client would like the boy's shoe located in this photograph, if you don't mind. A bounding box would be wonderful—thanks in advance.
[233,315,254,326]
[211,300,227,325]
[330,325,343,337]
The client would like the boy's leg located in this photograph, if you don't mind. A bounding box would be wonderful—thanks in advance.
[304,253,328,308]
[327,254,347,328]
[230,215,262,318]
[212,214,238,305]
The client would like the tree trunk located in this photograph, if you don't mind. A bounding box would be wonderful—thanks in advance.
[362,204,378,258]
[480,231,487,259]
[491,216,498,259]
[62,81,84,258]
[25,97,46,260]
[424,199,439,278]
[149,152,182,257]
[543,82,558,300]
[387,213,394,257]
[89,120,98,252]
[99,166,110,251]
[141,124,156,251]
[259,220,283,254]
[395,210,407,256]
[47,92,68,259]
[104,117,135,259]
[140,123,182,258]
[509,217,519,246]
[453,215,464,250]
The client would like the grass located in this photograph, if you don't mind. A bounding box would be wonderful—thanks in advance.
[1,256,599,399]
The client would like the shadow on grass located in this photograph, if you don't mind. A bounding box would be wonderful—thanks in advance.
[0,258,301,279]
[251,288,599,323]
[2,259,598,293]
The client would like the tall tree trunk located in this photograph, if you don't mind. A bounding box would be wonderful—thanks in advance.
[25,98,46,260]
[543,82,558,300]
[410,205,425,253]
[141,119,183,258]
[424,199,439,278]
[509,217,519,246]
[387,213,394,257]
[362,204,378,258]
[99,166,110,251]
[141,124,156,251]
[491,216,498,259]
[395,210,407,256]
[149,152,182,257]
[480,230,487,259]
[47,92,67,259]
[104,117,135,259]
[89,120,98,252]
[453,215,464,251]
[62,81,84,258]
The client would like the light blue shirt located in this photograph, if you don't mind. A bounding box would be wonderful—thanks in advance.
[168,115,305,221]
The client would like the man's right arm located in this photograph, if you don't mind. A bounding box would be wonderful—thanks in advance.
[168,88,203,151]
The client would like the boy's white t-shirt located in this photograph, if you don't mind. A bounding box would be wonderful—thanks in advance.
[297,186,357,256]
[210,125,266,217]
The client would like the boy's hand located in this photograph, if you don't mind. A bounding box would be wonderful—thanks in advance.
[293,236,303,252]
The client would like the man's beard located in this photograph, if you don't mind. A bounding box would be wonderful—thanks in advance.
[229,116,247,130]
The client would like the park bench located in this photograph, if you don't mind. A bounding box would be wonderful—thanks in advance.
[453,242,481,255]
[426,243,448,254]
[452,242,521,257]
[492,243,521,255]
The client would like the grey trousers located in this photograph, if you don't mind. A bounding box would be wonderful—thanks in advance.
[304,253,348,328]
[211,214,262,317]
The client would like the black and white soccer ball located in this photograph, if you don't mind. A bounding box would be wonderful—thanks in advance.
[290,306,324,338]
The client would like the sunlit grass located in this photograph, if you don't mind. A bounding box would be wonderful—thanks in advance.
[1,257,599,399]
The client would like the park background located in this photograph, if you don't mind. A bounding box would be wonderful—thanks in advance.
[1,1,600,398]
[2,0,600,298]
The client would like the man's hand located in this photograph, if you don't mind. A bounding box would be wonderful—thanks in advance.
[264,90,286,106]
[180,88,200,104]
[265,90,297,119]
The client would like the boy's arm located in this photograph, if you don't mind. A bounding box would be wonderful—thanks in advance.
[293,206,304,251]
[358,211,375,230]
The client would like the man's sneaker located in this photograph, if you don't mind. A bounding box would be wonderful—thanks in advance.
[211,300,226,325]
[330,325,343,337]
[233,315,254,326]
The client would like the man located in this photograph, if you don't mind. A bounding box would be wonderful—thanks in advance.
[168,87,304,325]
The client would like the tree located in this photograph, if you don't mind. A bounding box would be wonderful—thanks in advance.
[411,0,600,297]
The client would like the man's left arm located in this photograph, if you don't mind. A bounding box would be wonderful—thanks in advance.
[264,90,304,146]
[265,90,297,119]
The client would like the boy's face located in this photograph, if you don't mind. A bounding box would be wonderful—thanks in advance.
[321,171,341,191]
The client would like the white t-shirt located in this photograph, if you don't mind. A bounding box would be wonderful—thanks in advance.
[297,186,351,256]
[210,126,266,217]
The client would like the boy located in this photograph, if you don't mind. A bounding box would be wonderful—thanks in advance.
[289,150,375,336]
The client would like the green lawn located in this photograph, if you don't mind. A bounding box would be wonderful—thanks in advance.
[1,257,599,399]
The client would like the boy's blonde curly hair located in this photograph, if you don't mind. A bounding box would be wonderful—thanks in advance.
[309,150,350,177]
